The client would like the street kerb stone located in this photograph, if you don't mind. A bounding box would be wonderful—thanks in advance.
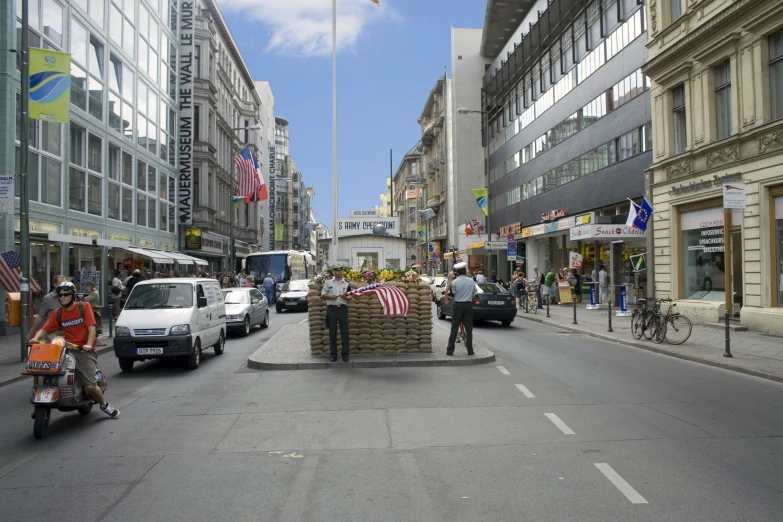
[246,321,494,370]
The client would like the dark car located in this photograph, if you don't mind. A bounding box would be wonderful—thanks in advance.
[276,280,310,313]
[436,282,516,326]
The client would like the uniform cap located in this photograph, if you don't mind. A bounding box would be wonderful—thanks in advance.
[454,262,468,269]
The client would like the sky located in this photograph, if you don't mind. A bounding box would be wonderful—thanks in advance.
[217,0,486,227]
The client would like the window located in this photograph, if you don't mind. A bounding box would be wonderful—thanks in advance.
[714,60,732,140]
[194,105,201,142]
[770,30,783,121]
[680,207,728,299]
[670,0,682,23]
[42,0,63,47]
[195,44,201,79]
[408,206,416,223]
[88,0,104,28]
[673,84,687,154]
[88,133,102,173]
[775,193,783,306]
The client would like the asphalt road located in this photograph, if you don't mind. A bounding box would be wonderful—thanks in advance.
[1,305,782,521]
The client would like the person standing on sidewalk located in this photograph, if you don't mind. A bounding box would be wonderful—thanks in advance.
[322,265,352,362]
[26,275,67,341]
[599,265,608,304]
[530,266,543,309]
[446,262,475,356]
[83,281,103,341]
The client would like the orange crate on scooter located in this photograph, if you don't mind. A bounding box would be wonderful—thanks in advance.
[26,343,67,373]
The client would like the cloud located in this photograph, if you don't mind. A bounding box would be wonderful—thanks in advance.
[217,0,388,58]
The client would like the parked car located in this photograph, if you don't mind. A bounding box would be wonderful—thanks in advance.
[114,278,226,372]
[222,287,269,336]
[436,282,516,326]
[276,279,310,313]
[429,277,447,302]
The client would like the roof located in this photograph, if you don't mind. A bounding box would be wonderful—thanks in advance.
[480,0,537,57]
[393,140,423,182]
[317,234,415,242]
[417,75,446,122]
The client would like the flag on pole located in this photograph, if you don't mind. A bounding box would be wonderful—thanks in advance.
[348,283,410,316]
[625,198,655,232]
[473,189,488,216]
[234,147,268,203]
[0,251,42,293]
[369,0,380,6]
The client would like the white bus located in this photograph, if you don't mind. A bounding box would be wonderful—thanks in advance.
[244,250,315,301]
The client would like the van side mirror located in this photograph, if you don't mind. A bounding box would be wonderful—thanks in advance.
[198,296,208,308]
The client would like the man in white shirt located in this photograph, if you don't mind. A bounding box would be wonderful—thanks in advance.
[598,265,608,304]
[321,265,352,362]
[475,271,486,283]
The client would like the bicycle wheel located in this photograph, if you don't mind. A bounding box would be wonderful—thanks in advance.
[531,296,538,314]
[652,315,666,344]
[643,313,655,340]
[665,314,692,345]
[631,312,645,340]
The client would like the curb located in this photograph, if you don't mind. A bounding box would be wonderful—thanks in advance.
[246,324,496,371]
[0,344,115,389]
[514,312,783,385]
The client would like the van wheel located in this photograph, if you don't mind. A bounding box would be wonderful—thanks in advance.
[119,359,134,373]
[214,330,225,355]
[187,339,201,370]
[242,316,251,336]
[261,310,269,329]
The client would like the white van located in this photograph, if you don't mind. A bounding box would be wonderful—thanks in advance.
[113,278,226,372]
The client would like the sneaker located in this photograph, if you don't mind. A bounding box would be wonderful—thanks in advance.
[101,403,120,418]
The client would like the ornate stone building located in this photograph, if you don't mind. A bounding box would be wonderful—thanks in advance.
[644,0,783,332]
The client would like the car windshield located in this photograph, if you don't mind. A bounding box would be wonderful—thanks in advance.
[284,281,309,292]
[476,283,506,294]
[124,283,193,309]
[222,290,249,304]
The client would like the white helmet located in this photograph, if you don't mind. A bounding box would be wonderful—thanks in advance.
[55,281,77,306]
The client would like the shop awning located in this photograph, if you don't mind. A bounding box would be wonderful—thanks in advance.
[120,247,176,264]
[96,239,131,249]
[162,250,209,266]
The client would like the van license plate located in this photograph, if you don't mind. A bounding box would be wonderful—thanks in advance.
[136,348,164,355]
[488,300,504,305]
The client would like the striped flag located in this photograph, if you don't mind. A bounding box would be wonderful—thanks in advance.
[348,283,410,316]
[234,147,268,203]
[369,0,380,6]
[0,251,42,293]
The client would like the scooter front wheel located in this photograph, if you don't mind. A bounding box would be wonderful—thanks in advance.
[33,406,50,439]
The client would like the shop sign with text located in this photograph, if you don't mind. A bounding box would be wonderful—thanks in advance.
[570,225,647,240]
[70,227,100,239]
[541,209,567,222]
[349,209,379,217]
[668,172,742,196]
[337,217,398,236]
[499,222,522,236]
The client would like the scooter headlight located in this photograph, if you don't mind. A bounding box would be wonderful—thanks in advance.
[64,353,76,371]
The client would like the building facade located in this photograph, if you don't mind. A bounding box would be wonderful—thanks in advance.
[392,141,425,269]
[482,0,652,298]
[644,0,783,332]
[188,0,264,273]
[379,178,392,217]
[253,80,275,253]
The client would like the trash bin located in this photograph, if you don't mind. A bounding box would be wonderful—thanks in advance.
[5,292,20,327]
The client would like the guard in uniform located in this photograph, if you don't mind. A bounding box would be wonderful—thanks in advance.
[321,265,352,362]
[445,262,475,356]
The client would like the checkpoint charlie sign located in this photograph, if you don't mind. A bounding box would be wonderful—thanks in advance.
[337,216,400,236]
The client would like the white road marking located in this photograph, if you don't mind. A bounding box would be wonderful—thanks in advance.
[0,451,39,479]
[435,323,450,331]
[299,318,308,324]
[283,452,304,458]
[594,463,648,504]
[544,413,575,435]
[514,384,535,398]
[133,380,161,396]
[496,366,511,375]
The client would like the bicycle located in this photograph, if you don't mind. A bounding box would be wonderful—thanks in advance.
[521,285,537,314]
[657,298,692,345]
[631,299,665,343]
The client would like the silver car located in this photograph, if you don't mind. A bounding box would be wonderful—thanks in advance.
[222,288,269,336]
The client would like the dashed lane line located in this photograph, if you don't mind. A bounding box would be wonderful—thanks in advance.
[496,366,511,375]
[514,383,535,398]
[594,463,648,504]
[133,380,162,397]
[544,412,575,435]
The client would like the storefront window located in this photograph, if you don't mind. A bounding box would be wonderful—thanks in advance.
[357,252,378,271]
[775,196,783,306]
[680,207,734,300]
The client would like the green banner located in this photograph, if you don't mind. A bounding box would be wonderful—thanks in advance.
[29,48,71,123]
[274,223,284,242]
[473,188,488,216]
[417,225,426,240]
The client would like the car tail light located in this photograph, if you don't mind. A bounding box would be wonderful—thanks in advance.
[511,298,516,307]
[474,298,481,305]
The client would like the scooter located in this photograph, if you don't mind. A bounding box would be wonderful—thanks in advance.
[24,340,107,439]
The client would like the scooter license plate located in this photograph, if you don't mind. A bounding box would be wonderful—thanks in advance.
[136,347,164,355]
[34,386,59,403]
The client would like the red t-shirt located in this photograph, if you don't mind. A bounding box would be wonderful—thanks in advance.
[43,302,97,348]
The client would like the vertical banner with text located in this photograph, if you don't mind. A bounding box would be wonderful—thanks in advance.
[28,48,71,122]
[177,1,194,225]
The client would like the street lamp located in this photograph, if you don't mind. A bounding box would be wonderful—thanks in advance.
[456,107,490,274]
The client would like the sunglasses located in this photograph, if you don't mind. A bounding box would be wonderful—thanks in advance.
[57,292,74,297]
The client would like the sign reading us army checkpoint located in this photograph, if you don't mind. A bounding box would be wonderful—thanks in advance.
[337,216,399,236]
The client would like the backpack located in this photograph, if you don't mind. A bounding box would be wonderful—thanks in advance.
[57,301,86,325]
[539,272,545,285]
[515,278,526,292]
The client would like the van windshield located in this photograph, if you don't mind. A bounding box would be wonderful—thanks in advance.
[124,283,193,309]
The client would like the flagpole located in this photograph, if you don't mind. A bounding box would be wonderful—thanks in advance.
[229,163,235,272]
[19,0,31,360]
[331,0,339,267]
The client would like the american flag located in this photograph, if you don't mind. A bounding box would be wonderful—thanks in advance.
[369,0,380,5]
[0,251,42,293]
[234,147,268,203]
[348,283,410,316]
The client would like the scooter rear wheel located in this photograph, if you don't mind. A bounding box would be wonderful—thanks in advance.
[33,406,50,439]
[78,403,93,416]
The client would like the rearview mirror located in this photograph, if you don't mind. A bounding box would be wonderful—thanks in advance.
[251,299,259,305]
[198,296,208,308]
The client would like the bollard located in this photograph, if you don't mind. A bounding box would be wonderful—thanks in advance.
[587,282,599,310]
[723,309,732,358]
[108,304,114,338]
[546,293,550,318]
[608,299,613,332]
[616,285,632,317]
[573,291,577,324]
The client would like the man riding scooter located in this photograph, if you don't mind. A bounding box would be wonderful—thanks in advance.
[29,281,120,418]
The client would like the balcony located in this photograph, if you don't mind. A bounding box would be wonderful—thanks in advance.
[193,207,217,228]
[239,101,256,117]
[430,224,447,240]
[235,228,257,243]
[425,194,441,209]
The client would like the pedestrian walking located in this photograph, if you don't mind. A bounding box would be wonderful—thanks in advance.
[262,273,275,304]
[83,281,103,339]
[598,265,608,304]
[445,262,475,356]
[321,265,352,362]
[110,270,124,317]
[530,265,543,309]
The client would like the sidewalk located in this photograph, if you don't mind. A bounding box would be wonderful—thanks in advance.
[515,302,783,383]
[0,334,114,388]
